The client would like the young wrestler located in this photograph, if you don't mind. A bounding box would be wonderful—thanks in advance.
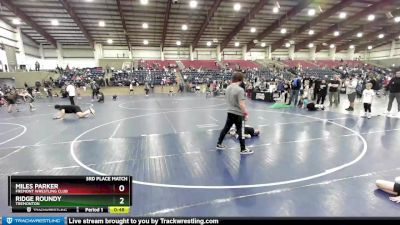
[53,104,95,119]
[376,177,400,203]
[229,124,260,139]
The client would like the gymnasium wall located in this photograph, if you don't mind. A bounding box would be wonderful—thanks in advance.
[0,71,58,88]
[272,48,289,60]
[0,20,17,70]
[222,48,242,60]
[367,44,392,59]
[247,49,266,61]
[103,46,130,58]
[164,47,190,60]
[63,46,94,58]
[132,47,161,59]
[0,49,7,70]
[24,44,40,58]
[193,48,217,60]
[0,20,18,49]
[295,50,311,60]
[354,40,399,68]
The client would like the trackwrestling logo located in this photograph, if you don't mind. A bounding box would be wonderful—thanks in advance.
[2,217,64,225]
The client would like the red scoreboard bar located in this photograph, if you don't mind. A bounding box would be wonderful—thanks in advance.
[8,176,132,213]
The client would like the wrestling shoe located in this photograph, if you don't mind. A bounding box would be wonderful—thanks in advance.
[240,148,254,155]
[361,112,367,118]
[384,111,392,117]
[89,107,95,116]
[244,134,252,139]
[216,144,226,150]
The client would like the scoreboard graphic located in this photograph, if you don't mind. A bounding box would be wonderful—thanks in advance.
[8,176,132,213]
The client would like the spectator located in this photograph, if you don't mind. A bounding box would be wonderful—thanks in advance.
[66,83,76,105]
[328,75,340,107]
[385,71,400,117]
[35,61,40,71]
[287,75,301,106]
[345,75,358,111]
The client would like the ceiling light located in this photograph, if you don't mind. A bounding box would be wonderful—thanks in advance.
[357,32,363,38]
[273,7,279,14]
[285,43,291,48]
[333,31,340,36]
[280,28,287,34]
[395,16,400,23]
[143,40,149,45]
[234,42,240,47]
[140,0,148,5]
[12,18,21,25]
[392,64,395,67]
[308,30,314,35]
[206,41,212,47]
[98,21,105,27]
[189,0,197,8]
[349,45,355,49]
[368,45,372,50]
[378,33,384,39]
[182,24,188,30]
[308,43,314,48]
[142,23,148,29]
[308,9,316,16]
[107,39,113,44]
[339,12,347,19]
[86,0,94,2]
[234,3,241,11]
[330,44,335,49]
[51,19,59,26]
[367,14,375,21]
[250,27,256,33]
[176,40,181,46]
[261,42,266,47]
[213,39,218,43]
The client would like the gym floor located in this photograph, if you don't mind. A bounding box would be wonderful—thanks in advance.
[0,94,399,216]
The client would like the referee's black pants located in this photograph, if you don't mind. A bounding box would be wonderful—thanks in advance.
[69,96,75,105]
[218,113,245,150]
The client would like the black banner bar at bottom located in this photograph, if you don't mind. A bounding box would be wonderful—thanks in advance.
[66,217,400,225]
[12,207,109,213]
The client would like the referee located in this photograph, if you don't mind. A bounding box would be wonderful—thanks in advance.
[216,72,253,155]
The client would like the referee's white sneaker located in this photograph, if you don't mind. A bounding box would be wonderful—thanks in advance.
[384,111,392,117]
[240,148,254,155]
[216,144,226,150]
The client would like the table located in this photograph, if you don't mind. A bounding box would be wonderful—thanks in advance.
[251,91,275,102]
